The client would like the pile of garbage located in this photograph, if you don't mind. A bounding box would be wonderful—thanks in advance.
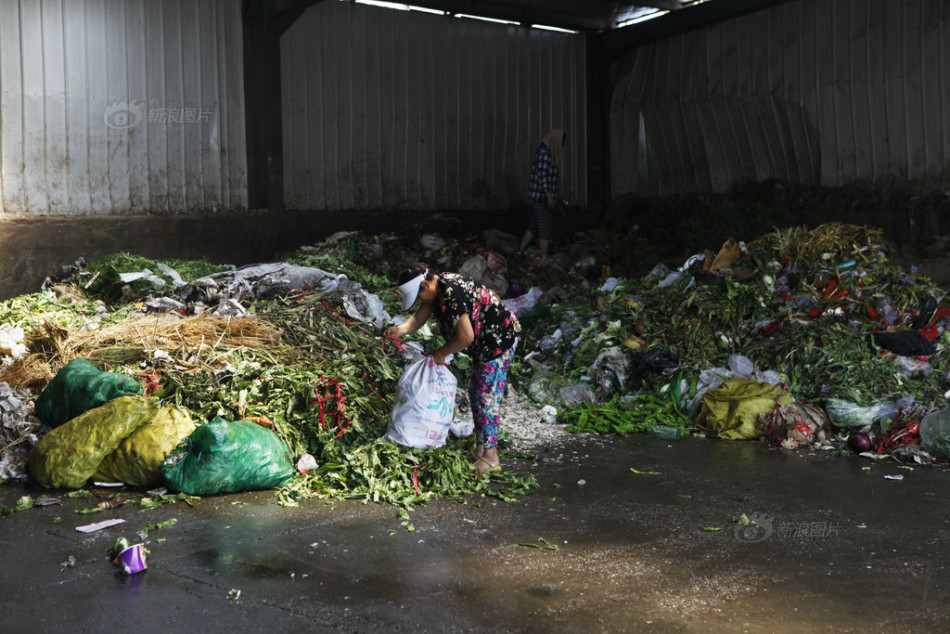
[519,222,950,465]
[1,220,949,512]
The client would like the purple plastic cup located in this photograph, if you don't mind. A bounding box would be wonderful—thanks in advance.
[118,544,147,575]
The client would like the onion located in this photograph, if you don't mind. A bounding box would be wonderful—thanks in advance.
[507,282,525,297]
[847,432,872,453]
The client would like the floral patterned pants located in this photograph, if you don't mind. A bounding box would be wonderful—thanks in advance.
[468,339,518,449]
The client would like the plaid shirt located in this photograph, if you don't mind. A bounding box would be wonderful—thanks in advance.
[528,143,558,203]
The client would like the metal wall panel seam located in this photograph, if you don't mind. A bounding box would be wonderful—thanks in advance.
[182,1,201,209]
[800,0,819,182]
[780,3,797,106]
[64,0,87,213]
[42,0,65,213]
[814,0,837,185]
[903,0,927,185]
[833,0,856,184]
[713,98,741,191]
[422,16,431,209]
[696,100,724,191]
[216,0,228,207]
[774,97,801,183]
[315,6,329,210]
[654,102,673,195]
[126,0,148,212]
[733,100,760,182]
[323,6,338,210]
[147,0,168,211]
[22,0,47,213]
[738,100,768,181]
[199,0,221,208]
[85,0,108,212]
[882,0,904,182]
[847,0,871,183]
[370,8,383,209]
[921,0,942,187]
[6,0,25,212]
[940,0,950,189]
[770,97,795,181]
[686,100,712,191]
[610,52,642,194]
[278,18,293,208]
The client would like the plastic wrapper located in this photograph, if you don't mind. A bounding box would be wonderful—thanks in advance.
[503,287,544,317]
[559,383,595,408]
[525,372,572,405]
[920,409,950,459]
[824,398,899,429]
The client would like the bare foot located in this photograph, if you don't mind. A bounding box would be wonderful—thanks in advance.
[466,444,486,462]
[473,457,501,474]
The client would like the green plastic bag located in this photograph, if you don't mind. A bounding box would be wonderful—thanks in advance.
[29,396,159,489]
[160,418,295,495]
[93,404,197,487]
[695,378,792,440]
[35,358,143,428]
[920,409,950,459]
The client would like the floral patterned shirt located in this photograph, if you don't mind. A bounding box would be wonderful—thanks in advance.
[433,273,521,362]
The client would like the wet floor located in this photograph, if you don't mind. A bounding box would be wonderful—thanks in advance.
[1,433,948,632]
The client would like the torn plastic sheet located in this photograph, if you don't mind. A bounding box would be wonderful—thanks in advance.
[119,269,167,289]
[184,263,391,326]
[76,518,126,533]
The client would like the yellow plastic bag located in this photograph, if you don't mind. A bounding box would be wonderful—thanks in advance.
[695,378,791,440]
[93,404,196,487]
[29,396,159,489]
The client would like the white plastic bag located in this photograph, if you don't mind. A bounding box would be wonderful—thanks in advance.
[384,357,457,449]
[503,286,543,316]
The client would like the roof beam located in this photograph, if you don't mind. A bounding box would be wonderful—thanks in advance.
[604,0,796,60]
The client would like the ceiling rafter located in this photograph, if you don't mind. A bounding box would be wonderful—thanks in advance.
[246,0,694,32]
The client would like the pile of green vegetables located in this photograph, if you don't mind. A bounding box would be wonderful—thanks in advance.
[12,243,538,508]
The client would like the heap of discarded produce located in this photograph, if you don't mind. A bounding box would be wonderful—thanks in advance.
[1,220,949,514]
[530,222,950,464]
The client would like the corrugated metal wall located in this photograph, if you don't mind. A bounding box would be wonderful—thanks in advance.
[611,0,950,197]
[0,0,246,215]
[281,2,587,211]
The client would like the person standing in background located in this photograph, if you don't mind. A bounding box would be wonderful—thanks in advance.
[519,129,566,260]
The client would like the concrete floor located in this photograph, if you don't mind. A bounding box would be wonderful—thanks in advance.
[1,433,947,633]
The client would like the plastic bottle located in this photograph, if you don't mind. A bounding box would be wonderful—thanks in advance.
[646,425,688,440]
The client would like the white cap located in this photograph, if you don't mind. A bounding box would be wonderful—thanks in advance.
[398,274,425,311]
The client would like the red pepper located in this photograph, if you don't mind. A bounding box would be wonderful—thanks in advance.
[759,320,781,336]
[823,279,838,299]
[412,466,422,495]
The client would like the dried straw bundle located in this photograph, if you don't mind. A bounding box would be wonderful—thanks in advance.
[0,315,282,391]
